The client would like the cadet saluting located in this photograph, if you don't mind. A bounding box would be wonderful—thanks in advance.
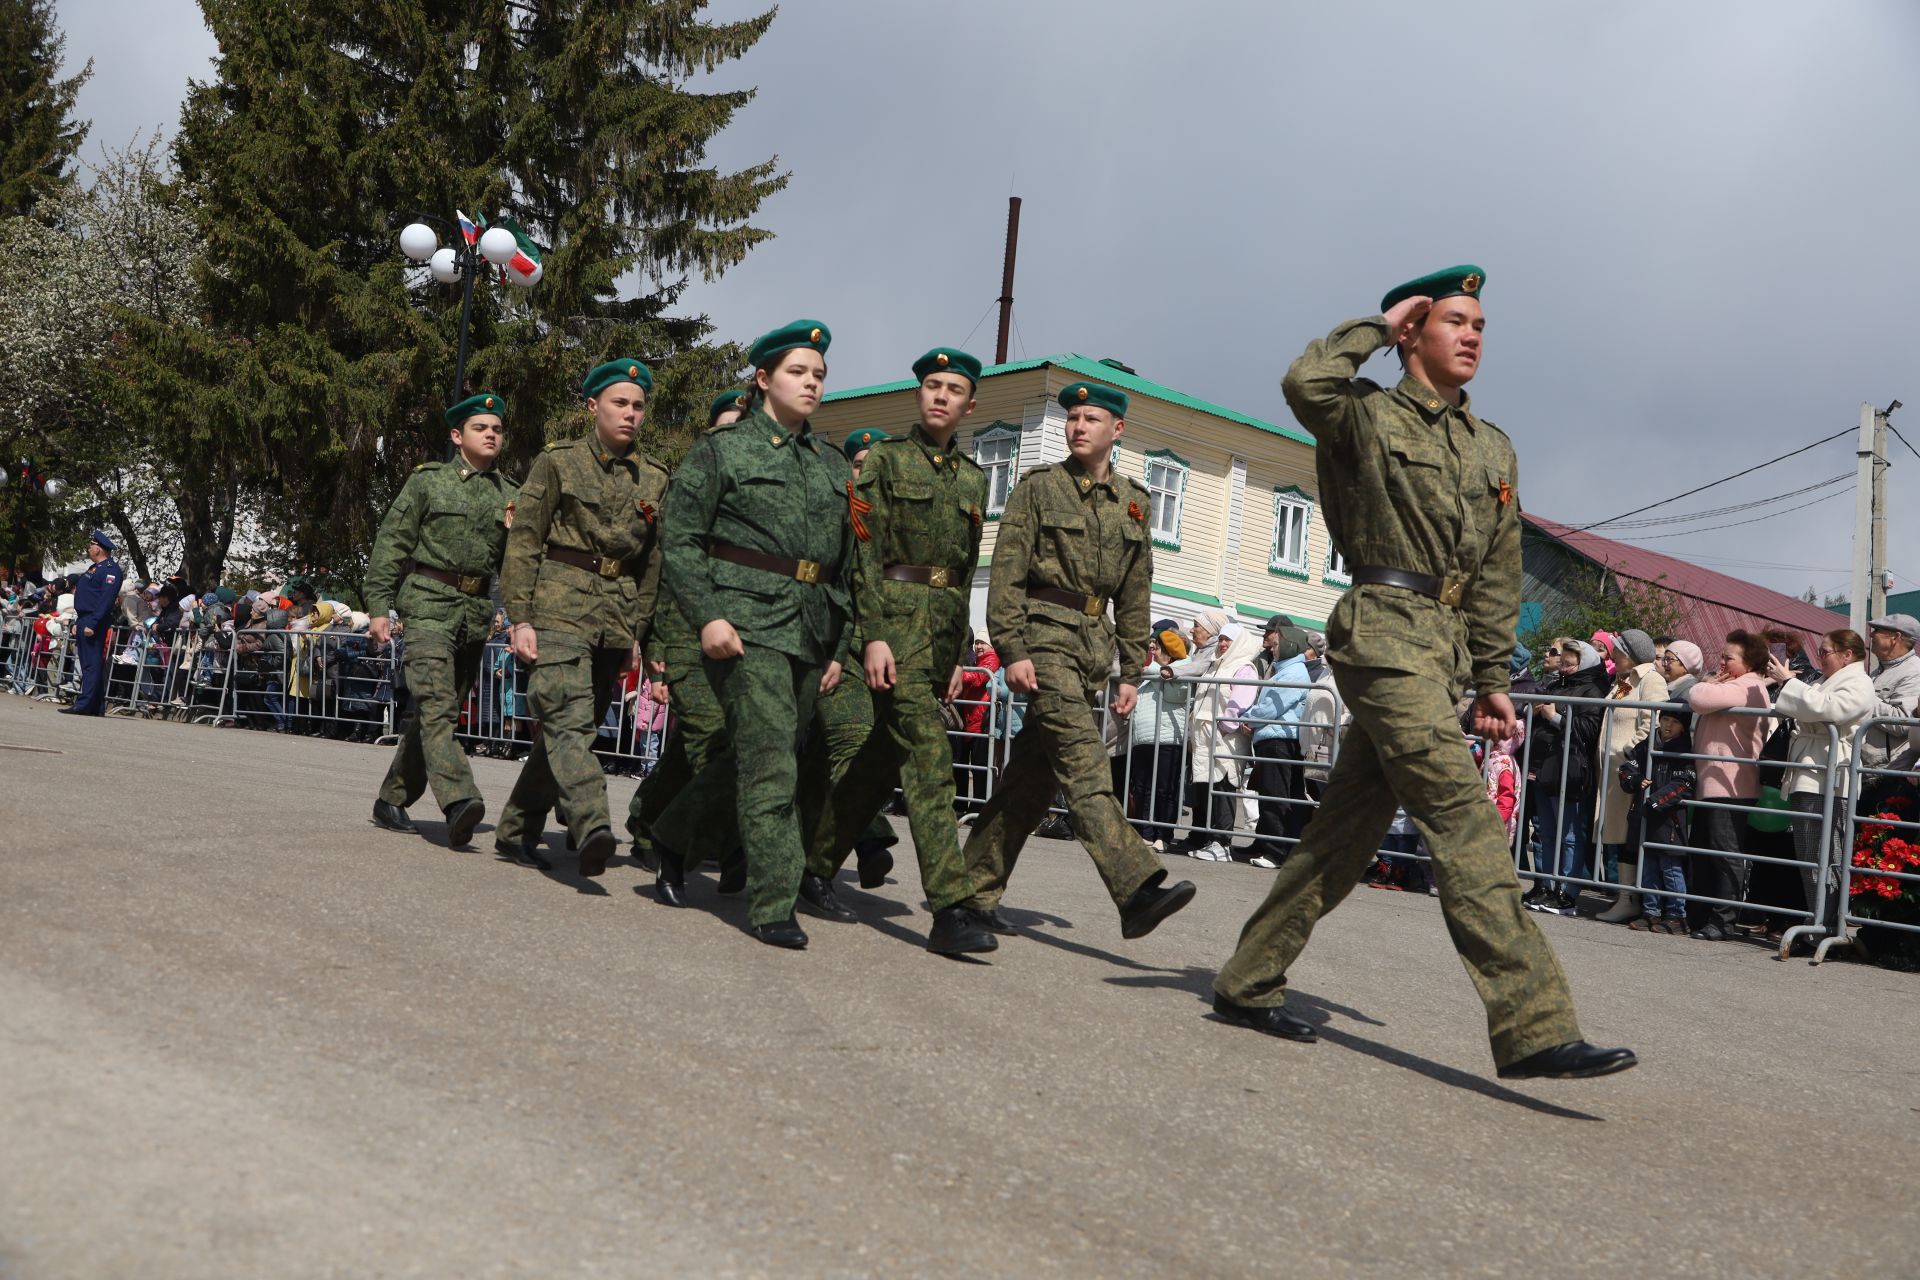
[650,320,856,949]
[493,360,670,878]
[952,381,1198,943]
[800,349,996,956]
[1211,267,1637,1081]
[367,393,517,845]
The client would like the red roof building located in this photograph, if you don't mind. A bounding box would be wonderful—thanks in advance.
[1522,513,1843,653]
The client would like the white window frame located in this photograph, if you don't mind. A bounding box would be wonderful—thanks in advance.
[973,423,1020,516]
[1324,544,1352,586]
[1143,449,1189,549]
[1270,487,1313,578]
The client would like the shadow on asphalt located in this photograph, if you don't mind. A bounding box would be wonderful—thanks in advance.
[1106,967,1605,1120]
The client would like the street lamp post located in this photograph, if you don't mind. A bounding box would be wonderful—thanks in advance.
[1,458,63,580]
[397,213,542,406]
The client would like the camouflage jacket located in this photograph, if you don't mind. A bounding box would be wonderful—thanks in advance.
[850,423,988,674]
[986,456,1152,683]
[1282,316,1521,696]
[660,405,855,666]
[500,433,670,654]
[365,459,517,639]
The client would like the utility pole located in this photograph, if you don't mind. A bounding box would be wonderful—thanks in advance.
[1850,400,1895,638]
[994,196,1021,366]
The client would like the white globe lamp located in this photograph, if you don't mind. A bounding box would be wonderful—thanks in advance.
[398,222,438,262]
[507,260,542,288]
[478,226,518,266]
[428,247,461,284]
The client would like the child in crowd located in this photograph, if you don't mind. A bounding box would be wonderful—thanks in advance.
[1621,708,1696,933]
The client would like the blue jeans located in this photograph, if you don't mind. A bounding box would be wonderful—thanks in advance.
[1640,851,1688,919]
[1534,792,1592,894]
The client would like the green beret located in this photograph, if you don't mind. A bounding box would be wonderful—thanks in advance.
[842,428,888,460]
[708,389,749,425]
[1380,264,1486,313]
[748,318,831,368]
[1058,381,1128,418]
[444,392,506,427]
[215,586,238,605]
[582,358,652,399]
[912,347,983,388]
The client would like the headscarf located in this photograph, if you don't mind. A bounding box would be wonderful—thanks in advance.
[1571,640,1605,672]
[1193,607,1230,639]
[1667,639,1703,676]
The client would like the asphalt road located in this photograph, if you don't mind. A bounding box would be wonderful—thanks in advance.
[1,697,1915,1279]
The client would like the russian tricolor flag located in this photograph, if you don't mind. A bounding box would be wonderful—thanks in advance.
[455,210,480,246]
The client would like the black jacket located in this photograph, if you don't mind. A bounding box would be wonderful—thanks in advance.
[1529,665,1611,797]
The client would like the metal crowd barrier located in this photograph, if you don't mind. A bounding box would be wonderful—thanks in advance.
[1823,717,1920,964]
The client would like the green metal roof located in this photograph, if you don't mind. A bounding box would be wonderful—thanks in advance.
[821,354,1315,447]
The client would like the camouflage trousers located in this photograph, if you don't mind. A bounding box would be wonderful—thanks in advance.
[628,638,735,857]
[801,670,900,879]
[494,642,627,851]
[957,662,1162,915]
[654,645,822,927]
[1213,665,1582,1069]
[377,628,483,813]
[806,664,959,902]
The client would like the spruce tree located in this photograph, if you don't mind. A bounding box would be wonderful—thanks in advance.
[142,0,786,582]
[0,0,91,219]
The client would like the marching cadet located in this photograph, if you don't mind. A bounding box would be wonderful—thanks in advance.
[367,393,518,845]
[952,380,1198,942]
[492,359,670,878]
[800,351,997,955]
[625,389,751,893]
[1211,267,1637,1081]
[650,320,857,949]
[788,426,908,912]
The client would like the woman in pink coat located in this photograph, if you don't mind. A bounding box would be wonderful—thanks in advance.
[1685,630,1774,941]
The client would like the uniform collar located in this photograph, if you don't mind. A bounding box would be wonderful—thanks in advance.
[1396,375,1474,424]
[1062,454,1116,497]
[753,405,817,450]
[590,434,640,472]
[911,422,959,469]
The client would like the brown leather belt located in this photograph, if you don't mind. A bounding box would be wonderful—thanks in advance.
[1028,585,1106,616]
[408,562,491,596]
[711,540,823,585]
[1350,565,1467,609]
[884,563,962,590]
[546,544,628,580]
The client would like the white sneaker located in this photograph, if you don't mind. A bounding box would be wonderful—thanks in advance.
[1189,841,1230,862]
[1248,854,1280,869]
[1151,839,1167,853]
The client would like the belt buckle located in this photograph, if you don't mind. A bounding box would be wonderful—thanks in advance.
[794,559,822,585]
[1438,576,1465,607]
[928,566,951,590]
[458,574,484,595]
[597,556,622,579]
[1083,595,1103,617]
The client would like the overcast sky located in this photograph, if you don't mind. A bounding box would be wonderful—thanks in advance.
[59,0,1920,604]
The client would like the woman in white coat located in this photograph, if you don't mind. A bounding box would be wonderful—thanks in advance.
[1595,629,1670,922]
[1767,629,1875,929]
[1181,611,1265,861]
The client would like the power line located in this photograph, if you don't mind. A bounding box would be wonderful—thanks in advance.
[1890,421,1920,465]
[1567,426,1853,533]
[1610,487,1852,541]
[958,296,1000,351]
[1599,472,1852,530]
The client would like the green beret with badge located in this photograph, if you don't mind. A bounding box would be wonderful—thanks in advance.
[1380,264,1486,313]
[1057,380,1128,418]
[748,319,831,368]
[841,428,889,461]
[912,347,983,388]
[445,392,507,427]
[582,358,652,399]
[708,389,749,425]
